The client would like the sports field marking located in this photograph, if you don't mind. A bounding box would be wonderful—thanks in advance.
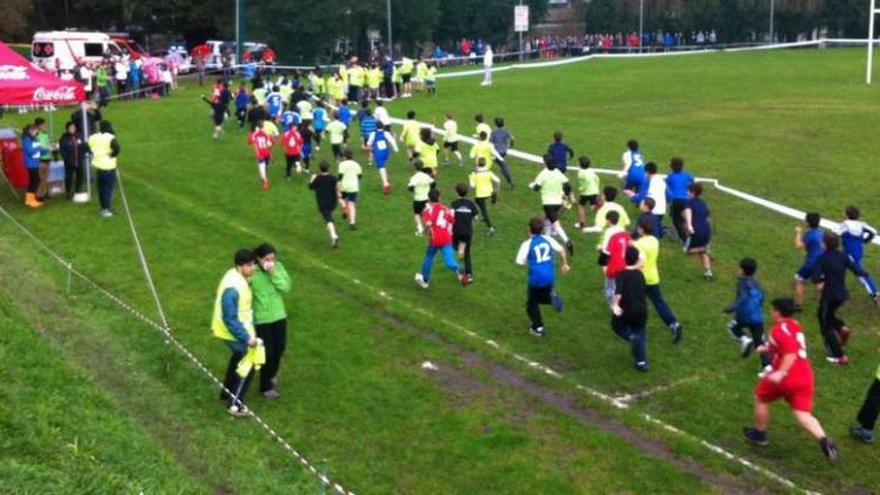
[113,173,814,494]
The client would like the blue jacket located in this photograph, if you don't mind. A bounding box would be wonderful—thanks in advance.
[724,276,764,325]
[21,135,41,170]
[665,171,694,201]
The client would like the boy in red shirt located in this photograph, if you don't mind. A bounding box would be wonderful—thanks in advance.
[599,210,631,307]
[414,189,469,289]
[743,297,839,462]
[247,119,273,190]
[281,125,303,180]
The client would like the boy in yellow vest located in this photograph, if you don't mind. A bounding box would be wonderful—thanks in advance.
[212,249,258,417]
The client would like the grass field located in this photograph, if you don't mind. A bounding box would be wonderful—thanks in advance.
[1,46,879,494]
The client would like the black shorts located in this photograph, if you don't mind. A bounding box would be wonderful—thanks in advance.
[453,233,472,247]
[342,191,358,202]
[543,204,562,223]
[688,232,711,250]
[443,141,459,152]
[286,154,301,165]
[332,144,343,157]
[212,114,224,126]
[413,200,428,215]
[318,207,335,223]
[402,74,412,83]
[579,194,598,207]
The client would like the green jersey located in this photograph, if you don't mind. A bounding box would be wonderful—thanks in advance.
[338,159,362,193]
[407,171,434,202]
[326,120,347,145]
[532,169,569,205]
[577,168,600,196]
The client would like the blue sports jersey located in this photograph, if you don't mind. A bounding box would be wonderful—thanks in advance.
[360,115,378,138]
[547,142,573,169]
[802,228,824,265]
[665,171,694,201]
[687,198,711,235]
[339,105,352,126]
[526,235,556,288]
[372,130,390,160]
[313,107,327,131]
[282,111,301,131]
[838,220,877,262]
[624,150,646,185]
[267,93,283,116]
[234,90,249,109]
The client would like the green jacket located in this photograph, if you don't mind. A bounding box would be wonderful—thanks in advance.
[250,261,291,324]
[37,131,51,160]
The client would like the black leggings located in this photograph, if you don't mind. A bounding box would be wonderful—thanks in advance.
[455,234,472,275]
[27,168,39,194]
[256,319,288,393]
[65,161,84,196]
[671,199,687,242]
[526,285,553,330]
[495,157,514,186]
[475,197,493,228]
[857,378,880,431]
[817,298,846,358]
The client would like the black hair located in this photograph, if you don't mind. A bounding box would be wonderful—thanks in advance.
[494,117,504,127]
[688,183,703,197]
[645,161,657,174]
[638,216,655,234]
[420,127,433,141]
[606,210,620,225]
[455,183,468,197]
[529,217,544,235]
[234,249,256,266]
[479,131,488,140]
[806,212,821,228]
[553,131,562,142]
[34,117,46,126]
[845,205,860,220]
[99,121,113,133]
[428,188,440,202]
[413,159,424,171]
[625,246,640,265]
[642,197,656,210]
[670,157,684,172]
[319,160,330,172]
[407,110,416,119]
[578,156,591,168]
[771,297,796,318]
[740,257,757,276]
[65,121,76,130]
[823,231,840,250]
[474,113,484,122]
[627,139,639,151]
[603,186,618,202]
[254,243,275,258]
[342,148,353,159]
[542,154,556,170]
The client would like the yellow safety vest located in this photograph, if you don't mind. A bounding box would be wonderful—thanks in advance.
[88,133,117,171]
[211,268,255,341]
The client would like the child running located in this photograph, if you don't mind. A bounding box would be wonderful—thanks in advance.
[794,212,825,310]
[516,217,571,337]
[584,186,631,234]
[399,111,421,160]
[367,124,398,195]
[452,184,478,283]
[574,156,600,232]
[299,122,314,174]
[407,160,435,236]
[723,257,771,371]
[442,113,464,166]
[308,161,342,248]
[634,217,683,343]
[247,120,273,190]
[414,189,469,289]
[473,114,492,141]
[529,154,574,255]
[201,94,227,139]
[834,206,880,304]
[337,149,362,230]
[468,157,501,236]
[359,108,378,163]
[281,124,303,180]
[665,157,695,243]
[599,210,631,307]
[489,117,515,189]
[743,297,839,463]
[414,128,440,177]
[547,131,574,173]
[610,246,650,371]
[683,183,714,280]
[469,131,502,169]
[619,139,646,191]
[325,112,348,161]
[312,103,328,149]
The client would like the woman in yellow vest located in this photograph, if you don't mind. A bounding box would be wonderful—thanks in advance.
[87,121,121,218]
[212,249,258,416]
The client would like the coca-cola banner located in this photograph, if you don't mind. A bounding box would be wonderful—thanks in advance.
[0,41,84,106]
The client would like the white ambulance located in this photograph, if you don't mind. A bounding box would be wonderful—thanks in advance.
[31,31,125,72]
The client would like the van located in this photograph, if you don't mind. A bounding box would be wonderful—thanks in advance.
[31,31,125,72]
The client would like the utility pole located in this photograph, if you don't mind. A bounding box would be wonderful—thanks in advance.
[769,0,775,43]
[638,0,644,53]
[235,0,242,64]
[386,0,393,58]
[518,0,524,61]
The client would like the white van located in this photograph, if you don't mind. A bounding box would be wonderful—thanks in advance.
[31,31,125,72]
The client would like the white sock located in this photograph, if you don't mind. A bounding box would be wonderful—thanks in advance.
[555,223,570,243]
[258,162,268,182]
[379,168,389,186]
[327,222,338,240]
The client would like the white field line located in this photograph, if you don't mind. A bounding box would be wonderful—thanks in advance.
[114,176,813,495]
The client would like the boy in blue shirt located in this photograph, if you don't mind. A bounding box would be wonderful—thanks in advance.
[359,108,378,163]
[338,99,352,129]
[620,139,646,191]
[546,131,574,173]
[723,257,771,371]
[281,108,301,132]
[234,84,250,130]
[834,206,879,304]
[665,156,694,243]
[515,217,571,337]
[794,212,825,310]
[266,86,283,121]
[312,103,328,150]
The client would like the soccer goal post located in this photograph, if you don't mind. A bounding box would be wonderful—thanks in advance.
[869,0,880,83]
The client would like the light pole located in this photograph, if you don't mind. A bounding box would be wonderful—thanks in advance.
[386,0,393,58]
[235,0,242,64]
[769,0,775,43]
[638,0,644,53]
[518,0,524,61]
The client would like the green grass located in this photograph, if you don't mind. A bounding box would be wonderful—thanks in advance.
[1,46,879,493]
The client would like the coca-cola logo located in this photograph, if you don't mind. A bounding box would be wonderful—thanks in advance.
[33,86,77,102]
[0,65,28,81]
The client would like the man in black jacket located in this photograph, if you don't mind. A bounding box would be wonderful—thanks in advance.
[816,231,869,365]
[58,121,88,198]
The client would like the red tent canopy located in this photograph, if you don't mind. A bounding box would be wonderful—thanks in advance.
[0,40,85,106]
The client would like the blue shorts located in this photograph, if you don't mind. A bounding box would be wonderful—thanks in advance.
[374,152,389,168]
[688,232,710,250]
[302,144,313,159]
[342,191,358,202]
[795,262,821,283]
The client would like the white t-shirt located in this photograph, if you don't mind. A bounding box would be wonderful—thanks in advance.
[115,62,128,81]
[483,47,494,68]
[443,119,459,143]
[646,174,667,215]
[374,106,391,126]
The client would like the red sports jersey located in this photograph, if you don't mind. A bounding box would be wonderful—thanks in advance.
[423,202,455,247]
[602,227,631,279]
[282,129,302,156]
[767,319,813,386]
[248,129,273,160]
